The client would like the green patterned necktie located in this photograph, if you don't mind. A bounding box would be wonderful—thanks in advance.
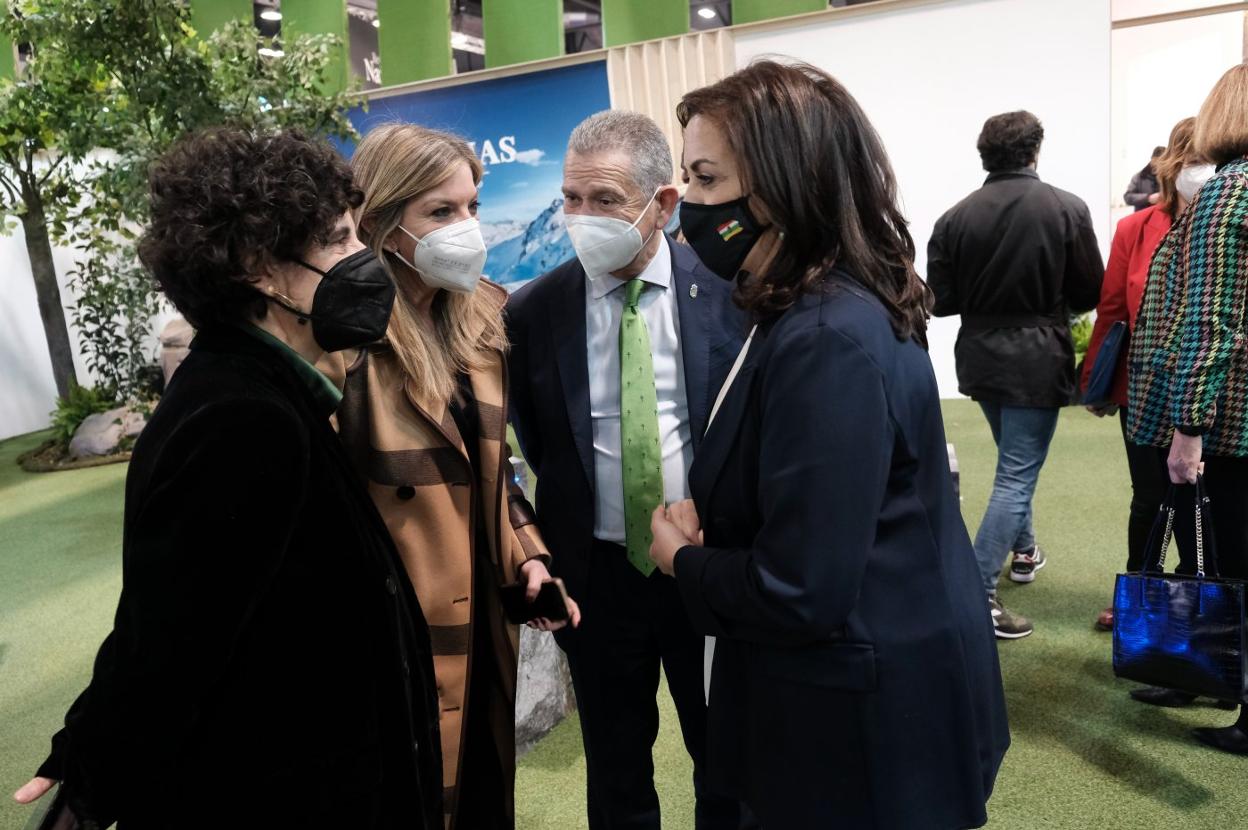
[620,277,662,577]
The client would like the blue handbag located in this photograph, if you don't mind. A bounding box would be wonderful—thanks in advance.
[1113,478,1248,702]
[1083,320,1127,406]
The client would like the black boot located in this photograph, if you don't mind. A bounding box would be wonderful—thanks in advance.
[1192,707,1248,756]
[1130,687,1197,707]
[1130,687,1238,709]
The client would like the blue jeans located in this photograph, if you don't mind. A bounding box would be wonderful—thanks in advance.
[974,403,1060,596]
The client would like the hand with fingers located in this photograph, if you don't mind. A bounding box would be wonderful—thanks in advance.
[1168,430,1204,484]
[519,558,581,631]
[13,776,55,806]
[649,499,703,577]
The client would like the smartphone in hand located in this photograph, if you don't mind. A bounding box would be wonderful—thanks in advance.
[498,578,571,625]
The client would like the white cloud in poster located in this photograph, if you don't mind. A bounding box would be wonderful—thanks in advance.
[514,148,547,166]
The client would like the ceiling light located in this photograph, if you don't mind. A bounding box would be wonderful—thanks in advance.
[451,31,485,55]
[260,10,282,22]
[258,47,285,58]
[697,7,716,19]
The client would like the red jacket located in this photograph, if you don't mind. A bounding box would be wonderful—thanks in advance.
[1080,205,1172,407]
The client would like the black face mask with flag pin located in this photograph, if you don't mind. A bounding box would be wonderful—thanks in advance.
[679,195,768,280]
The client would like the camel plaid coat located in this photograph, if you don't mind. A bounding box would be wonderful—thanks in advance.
[328,283,550,827]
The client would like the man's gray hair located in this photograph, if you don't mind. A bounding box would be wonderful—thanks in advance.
[567,110,673,196]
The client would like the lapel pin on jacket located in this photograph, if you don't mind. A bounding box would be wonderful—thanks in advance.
[690,284,699,299]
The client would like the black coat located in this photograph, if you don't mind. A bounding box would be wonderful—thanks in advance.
[505,238,745,603]
[927,168,1103,407]
[674,275,1010,829]
[36,326,442,829]
[1124,166,1159,211]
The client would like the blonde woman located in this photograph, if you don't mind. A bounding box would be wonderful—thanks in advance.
[1127,62,1248,753]
[344,123,580,828]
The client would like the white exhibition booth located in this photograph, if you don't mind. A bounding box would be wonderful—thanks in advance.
[2,0,1244,440]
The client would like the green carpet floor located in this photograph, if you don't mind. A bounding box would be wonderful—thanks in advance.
[1,401,1245,828]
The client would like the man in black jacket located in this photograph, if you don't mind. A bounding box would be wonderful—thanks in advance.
[1123,146,1163,211]
[927,111,1103,639]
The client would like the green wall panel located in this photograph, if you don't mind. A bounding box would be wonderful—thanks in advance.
[601,0,686,47]
[733,0,827,25]
[483,0,563,69]
[377,0,452,84]
[282,0,349,92]
[190,0,253,37]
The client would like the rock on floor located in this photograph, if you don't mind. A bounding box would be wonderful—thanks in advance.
[515,626,576,756]
[68,407,148,460]
[68,408,128,460]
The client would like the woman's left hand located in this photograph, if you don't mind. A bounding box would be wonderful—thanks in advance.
[519,559,581,632]
[13,776,55,805]
[650,506,698,577]
[1168,430,1204,484]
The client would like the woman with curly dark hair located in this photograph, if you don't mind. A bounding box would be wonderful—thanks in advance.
[13,128,442,829]
[648,60,1009,828]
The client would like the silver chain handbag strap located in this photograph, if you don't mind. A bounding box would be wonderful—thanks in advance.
[1154,483,1208,578]
[1195,488,1208,578]
[1155,503,1176,572]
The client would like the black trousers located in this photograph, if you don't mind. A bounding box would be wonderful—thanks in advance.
[555,539,740,830]
[1120,411,1248,579]
[1120,410,1196,573]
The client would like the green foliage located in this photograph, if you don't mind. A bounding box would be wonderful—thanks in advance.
[1,0,363,403]
[1071,313,1093,365]
[49,383,119,447]
[0,2,115,231]
[67,232,163,399]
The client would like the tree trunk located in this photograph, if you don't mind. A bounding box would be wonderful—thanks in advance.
[20,183,77,400]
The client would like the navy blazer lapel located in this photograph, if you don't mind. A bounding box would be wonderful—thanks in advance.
[689,334,761,507]
[548,265,595,491]
[671,239,712,448]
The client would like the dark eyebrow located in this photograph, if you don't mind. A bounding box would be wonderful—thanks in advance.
[688,158,718,171]
[327,225,351,245]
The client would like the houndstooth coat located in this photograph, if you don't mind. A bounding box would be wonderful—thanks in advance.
[1128,157,1248,456]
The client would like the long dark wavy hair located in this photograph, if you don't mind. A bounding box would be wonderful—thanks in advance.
[676,60,932,346]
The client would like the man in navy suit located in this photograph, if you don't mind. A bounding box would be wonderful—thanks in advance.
[506,111,745,829]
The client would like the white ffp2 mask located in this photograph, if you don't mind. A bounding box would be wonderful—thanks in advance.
[1176,164,1216,204]
[564,189,661,276]
[395,217,487,294]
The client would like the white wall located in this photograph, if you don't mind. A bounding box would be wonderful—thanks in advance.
[1111,12,1244,209]
[0,224,175,441]
[0,229,93,441]
[735,0,1113,398]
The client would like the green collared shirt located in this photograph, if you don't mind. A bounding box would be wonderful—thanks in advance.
[239,324,343,416]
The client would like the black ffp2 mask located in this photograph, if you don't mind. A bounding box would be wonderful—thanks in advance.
[679,196,766,281]
[272,248,396,352]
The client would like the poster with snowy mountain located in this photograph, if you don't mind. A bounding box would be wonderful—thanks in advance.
[337,61,611,290]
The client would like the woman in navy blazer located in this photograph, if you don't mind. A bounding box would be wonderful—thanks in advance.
[650,61,1010,829]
